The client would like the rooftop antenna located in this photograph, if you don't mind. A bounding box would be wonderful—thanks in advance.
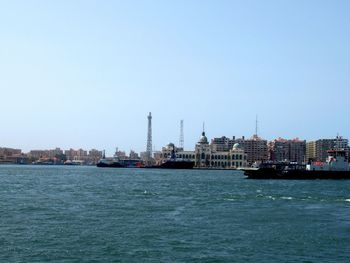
[179,120,184,149]
[255,115,258,137]
[336,132,339,151]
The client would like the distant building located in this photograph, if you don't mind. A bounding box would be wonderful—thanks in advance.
[0,147,26,164]
[209,144,247,169]
[306,141,316,163]
[64,148,102,164]
[0,147,21,156]
[28,148,65,164]
[269,138,306,164]
[114,148,126,158]
[157,133,247,169]
[235,135,268,166]
[211,136,239,152]
[194,132,247,168]
[65,148,88,161]
[129,150,139,159]
[88,149,103,164]
[28,150,47,160]
[211,136,231,152]
[306,136,349,162]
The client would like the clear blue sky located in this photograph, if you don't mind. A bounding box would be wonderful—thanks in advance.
[1,0,349,155]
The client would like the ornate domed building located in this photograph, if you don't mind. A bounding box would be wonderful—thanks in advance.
[157,130,247,169]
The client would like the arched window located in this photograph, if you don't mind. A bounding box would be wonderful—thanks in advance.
[201,152,205,159]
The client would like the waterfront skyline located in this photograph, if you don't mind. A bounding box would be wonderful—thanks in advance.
[1,1,350,155]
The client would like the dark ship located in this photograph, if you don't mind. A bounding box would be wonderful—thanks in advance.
[96,151,142,168]
[243,149,350,180]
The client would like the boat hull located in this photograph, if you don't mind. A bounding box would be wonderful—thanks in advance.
[243,168,350,180]
[96,162,124,168]
[146,160,195,169]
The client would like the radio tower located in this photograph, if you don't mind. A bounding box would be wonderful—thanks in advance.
[179,120,184,149]
[146,112,152,159]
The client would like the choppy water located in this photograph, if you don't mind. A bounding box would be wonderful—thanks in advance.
[1,165,350,262]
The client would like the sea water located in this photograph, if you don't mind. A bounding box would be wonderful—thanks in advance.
[1,165,350,262]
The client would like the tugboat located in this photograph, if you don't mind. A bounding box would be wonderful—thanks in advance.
[243,149,350,179]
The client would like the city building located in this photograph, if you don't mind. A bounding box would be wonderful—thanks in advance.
[211,136,239,152]
[0,147,27,164]
[235,135,268,166]
[129,150,139,159]
[306,136,349,162]
[269,138,306,164]
[158,132,247,169]
[88,149,103,164]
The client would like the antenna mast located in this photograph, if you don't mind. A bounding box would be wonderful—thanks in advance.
[146,112,152,159]
[179,120,184,149]
[255,115,258,137]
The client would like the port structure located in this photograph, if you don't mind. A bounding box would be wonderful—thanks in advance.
[179,120,184,150]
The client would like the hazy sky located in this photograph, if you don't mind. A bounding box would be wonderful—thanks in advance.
[1,0,349,155]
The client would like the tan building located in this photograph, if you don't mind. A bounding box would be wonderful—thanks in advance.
[306,141,317,163]
[269,138,306,164]
[236,135,268,166]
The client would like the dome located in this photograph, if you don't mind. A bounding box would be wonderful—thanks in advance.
[232,143,241,150]
[198,132,208,144]
[167,143,175,149]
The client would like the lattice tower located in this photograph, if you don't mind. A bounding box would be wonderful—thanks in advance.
[179,120,184,149]
[146,112,152,157]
